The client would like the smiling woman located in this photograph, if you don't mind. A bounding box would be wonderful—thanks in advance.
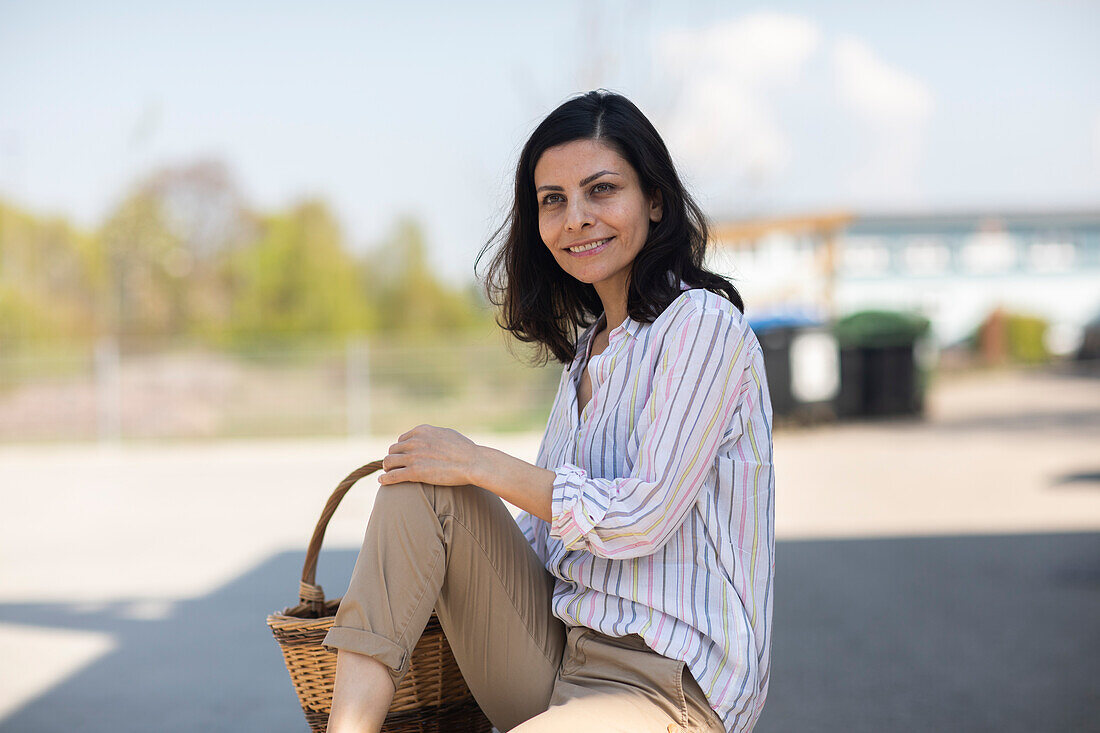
[534,140,662,331]
[323,90,774,733]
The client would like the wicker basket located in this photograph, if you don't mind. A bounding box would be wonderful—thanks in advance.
[266,460,493,733]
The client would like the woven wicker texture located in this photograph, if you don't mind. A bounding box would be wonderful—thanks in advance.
[266,460,492,733]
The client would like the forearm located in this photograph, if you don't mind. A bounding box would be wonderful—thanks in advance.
[469,445,554,522]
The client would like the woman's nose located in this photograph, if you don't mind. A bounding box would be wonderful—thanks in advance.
[564,196,593,231]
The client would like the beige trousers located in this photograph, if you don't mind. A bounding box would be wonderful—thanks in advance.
[322,481,725,733]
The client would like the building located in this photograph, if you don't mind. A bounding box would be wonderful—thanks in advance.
[707,209,1100,353]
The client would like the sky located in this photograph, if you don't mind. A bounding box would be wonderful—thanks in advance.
[1,0,1098,283]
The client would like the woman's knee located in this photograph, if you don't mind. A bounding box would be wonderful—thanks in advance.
[374,481,503,528]
[373,480,477,515]
[371,480,432,522]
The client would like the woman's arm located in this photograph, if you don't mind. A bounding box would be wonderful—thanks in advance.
[470,445,554,521]
[379,299,756,557]
[379,425,554,521]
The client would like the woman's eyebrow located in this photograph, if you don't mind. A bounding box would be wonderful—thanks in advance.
[536,170,621,192]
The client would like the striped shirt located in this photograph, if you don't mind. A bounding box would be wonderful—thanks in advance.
[515,285,775,732]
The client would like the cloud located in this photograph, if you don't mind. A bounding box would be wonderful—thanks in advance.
[650,14,936,209]
[661,11,821,87]
[832,36,934,204]
[833,36,933,124]
[654,12,821,189]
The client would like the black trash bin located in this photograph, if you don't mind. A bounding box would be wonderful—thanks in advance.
[1075,310,1100,369]
[832,310,932,418]
[749,313,839,423]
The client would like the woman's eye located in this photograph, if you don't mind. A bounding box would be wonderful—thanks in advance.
[541,194,563,206]
[593,182,615,193]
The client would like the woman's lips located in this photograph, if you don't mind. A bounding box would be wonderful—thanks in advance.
[566,236,613,257]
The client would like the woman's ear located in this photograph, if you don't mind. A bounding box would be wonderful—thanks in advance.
[649,189,663,223]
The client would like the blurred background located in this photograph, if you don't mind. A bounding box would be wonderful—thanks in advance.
[1,1,1097,732]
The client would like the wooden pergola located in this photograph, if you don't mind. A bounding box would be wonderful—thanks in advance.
[711,211,854,317]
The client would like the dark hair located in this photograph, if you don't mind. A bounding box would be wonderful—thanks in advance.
[476,89,744,365]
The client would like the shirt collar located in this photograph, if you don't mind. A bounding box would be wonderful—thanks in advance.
[572,279,693,363]
[614,315,643,339]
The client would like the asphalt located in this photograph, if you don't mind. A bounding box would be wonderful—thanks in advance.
[757,532,1100,732]
[1,364,1097,732]
[0,533,1096,732]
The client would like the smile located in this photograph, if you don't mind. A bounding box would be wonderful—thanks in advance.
[567,237,613,255]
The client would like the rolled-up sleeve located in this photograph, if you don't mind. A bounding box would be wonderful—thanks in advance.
[549,463,598,549]
[549,303,754,559]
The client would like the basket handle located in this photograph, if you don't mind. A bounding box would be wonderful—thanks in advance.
[298,459,385,616]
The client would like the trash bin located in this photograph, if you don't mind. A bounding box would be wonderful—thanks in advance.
[1073,310,1100,367]
[831,309,932,418]
[749,313,840,422]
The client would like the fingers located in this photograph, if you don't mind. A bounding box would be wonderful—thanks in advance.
[382,425,441,486]
[397,424,434,442]
[382,452,409,472]
[378,467,412,485]
[389,434,424,455]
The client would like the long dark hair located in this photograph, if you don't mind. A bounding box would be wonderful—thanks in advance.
[476,89,744,365]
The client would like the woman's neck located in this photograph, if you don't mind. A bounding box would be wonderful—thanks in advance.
[594,279,628,335]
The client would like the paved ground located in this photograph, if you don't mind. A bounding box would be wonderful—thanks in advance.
[759,532,1099,732]
[0,363,1097,731]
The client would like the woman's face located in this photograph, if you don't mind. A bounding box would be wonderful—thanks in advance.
[533,138,662,304]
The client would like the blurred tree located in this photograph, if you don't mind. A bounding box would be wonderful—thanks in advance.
[125,160,255,340]
[92,160,257,343]
[1,161,500,351]
[364,217,494,338]
[142,159,252,262]
[98,191,186,341]
[225,199,374,342]
[0,200,102,347]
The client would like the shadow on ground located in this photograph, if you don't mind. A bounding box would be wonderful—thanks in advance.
[0,548,360,733]
[1,533,1098,732]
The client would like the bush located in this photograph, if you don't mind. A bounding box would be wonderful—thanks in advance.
[966,308,1049,365]
[1005,313,1048,363]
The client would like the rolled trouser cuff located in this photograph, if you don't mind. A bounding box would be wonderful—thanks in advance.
[322,625,410,690]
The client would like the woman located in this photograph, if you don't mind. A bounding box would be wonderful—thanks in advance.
[324,90,774,733]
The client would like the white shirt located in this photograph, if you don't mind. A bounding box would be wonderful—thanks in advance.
[515,286,775,732]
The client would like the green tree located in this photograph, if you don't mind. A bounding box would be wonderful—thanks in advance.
[136,159,256,341]
[98,191,192,341]
[364,217,492,338]
[0,200,102,347]
[225,200,374,342]
[2,161,500,350]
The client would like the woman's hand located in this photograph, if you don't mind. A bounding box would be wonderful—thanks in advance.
[378,424,480,487]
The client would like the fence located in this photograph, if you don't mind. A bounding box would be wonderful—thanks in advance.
[0,336,564,443]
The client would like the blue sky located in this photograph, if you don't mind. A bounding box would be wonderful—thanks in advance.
[1,0,1098,282]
